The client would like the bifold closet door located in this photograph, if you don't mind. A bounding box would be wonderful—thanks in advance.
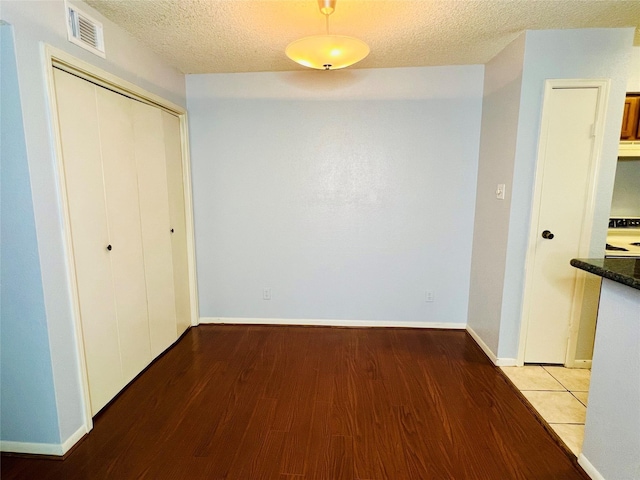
[95,87,152,385]
[132,101,178,357]
[162,111,192,334]
[54,67,190,415]
[53,69,123,414]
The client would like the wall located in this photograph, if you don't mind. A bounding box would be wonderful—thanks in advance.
[188,66,484,325]
[498,28,634,360]
[610,158,640,217]
[1,23,60,446]
[468,28,633,363]
[627,46,640,92]
[467,34,525,358]
[0,0,186,451]
[579,280,640,480]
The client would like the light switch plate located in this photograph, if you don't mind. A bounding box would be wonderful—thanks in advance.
[496,184,506,200]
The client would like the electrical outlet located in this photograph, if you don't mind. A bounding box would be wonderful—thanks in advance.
[426,291,434,302]
[263,288,271,300]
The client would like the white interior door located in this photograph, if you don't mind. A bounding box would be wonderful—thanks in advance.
[96,87,152,384]
[53,69,123,414]
[524,87,600,364]
[162,111,192,334]
[132,101,178,357]
[54,65,192,416]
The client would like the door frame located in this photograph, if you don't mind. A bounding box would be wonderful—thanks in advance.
[517,79,610,367]
[42,45,200,432]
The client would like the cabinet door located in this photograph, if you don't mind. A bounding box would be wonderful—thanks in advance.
[96,87,152,384]
[621,96,640,140]
[162,111,192,335]
[132,101,178,357]
[53,69,122,415]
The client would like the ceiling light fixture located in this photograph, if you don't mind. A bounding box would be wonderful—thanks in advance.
[285,0,369,71]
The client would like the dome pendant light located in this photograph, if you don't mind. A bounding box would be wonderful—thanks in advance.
[286,0,369,70]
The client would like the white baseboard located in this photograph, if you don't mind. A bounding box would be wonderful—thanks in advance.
[578,453,606,480]
[1,440,63,456]
[1,424,86,456]
[61,424,87,454]
[465,326,517,366]
[573,360,593,369]
[200,317,466,330]
[494,358,518,366]
[466,325,498,363]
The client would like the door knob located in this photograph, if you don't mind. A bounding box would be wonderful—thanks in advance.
[541,230,554,240]
[170,228,174,233]
[107,244,112,251]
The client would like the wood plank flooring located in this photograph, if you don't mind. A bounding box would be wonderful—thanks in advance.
[2,325,590,479]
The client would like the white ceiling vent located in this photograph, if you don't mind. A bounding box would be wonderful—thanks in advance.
[66,2,105,58]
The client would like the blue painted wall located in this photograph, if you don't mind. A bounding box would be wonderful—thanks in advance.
[188,67,483,325]
[0,23,60,444]
[1,0,189,446]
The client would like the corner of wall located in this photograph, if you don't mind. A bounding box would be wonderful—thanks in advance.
[1,0,189,450]
[467,31,526,358]
[497,27,635,362]
[0,21,61,447]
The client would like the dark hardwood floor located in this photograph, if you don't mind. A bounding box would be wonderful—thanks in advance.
[2,325,589,479]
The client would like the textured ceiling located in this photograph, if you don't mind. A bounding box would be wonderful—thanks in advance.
[85,0,640,74]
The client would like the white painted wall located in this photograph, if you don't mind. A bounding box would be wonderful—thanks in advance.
[580,279,640,480]
[467,34,525,356]
[0,0,185,450]
[498,28,634,360]
[188,66,483,325]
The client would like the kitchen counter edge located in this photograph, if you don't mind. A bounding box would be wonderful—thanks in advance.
[570,258,640,290]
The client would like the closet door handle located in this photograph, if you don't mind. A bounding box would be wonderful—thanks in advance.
[107,244,112,251]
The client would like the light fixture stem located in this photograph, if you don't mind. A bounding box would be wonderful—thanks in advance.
[325,14,329,34]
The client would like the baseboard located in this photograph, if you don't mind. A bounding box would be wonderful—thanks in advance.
[1,440,63,456]
[494,358,518,366]
[578,453,606,480]
[1,425,86,456]
[573,360,593,369]
[465,326,518,366]
[61,425,87,454]
[200,317,466,329]
[495,357,519,366]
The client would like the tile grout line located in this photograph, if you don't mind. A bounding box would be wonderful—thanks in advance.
[501,366,591,458]
[549,422,586,425]
[542,366,591,394]
[542,366,572,391]
[569,391,588,408]
[527,367,589,455]
[497,366,585,459]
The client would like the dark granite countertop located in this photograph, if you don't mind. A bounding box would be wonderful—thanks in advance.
[570,258,640,291]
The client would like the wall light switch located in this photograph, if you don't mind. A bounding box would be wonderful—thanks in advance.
[496,184,506,200]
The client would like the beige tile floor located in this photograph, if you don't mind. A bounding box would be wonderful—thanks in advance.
[501,365,590,456]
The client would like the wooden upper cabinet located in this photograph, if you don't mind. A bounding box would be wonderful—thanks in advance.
[621,95,640,140]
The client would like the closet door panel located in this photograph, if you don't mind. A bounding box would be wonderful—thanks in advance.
[96,88,152,383]
[162,111,192,334]
[132,101,178,357]
[53,69,122,415]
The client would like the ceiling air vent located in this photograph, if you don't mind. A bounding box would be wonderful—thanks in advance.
[66,3,105,58]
